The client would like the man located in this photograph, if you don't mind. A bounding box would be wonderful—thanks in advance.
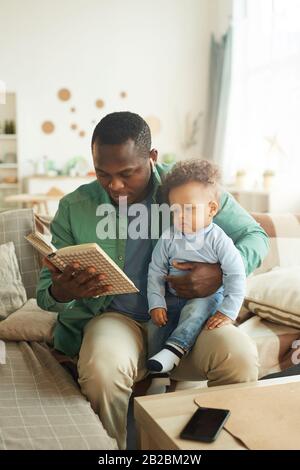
[37,112,269,449]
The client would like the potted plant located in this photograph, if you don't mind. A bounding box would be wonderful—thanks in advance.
[263,169,276,190]
[162,153,176,164]
[235,169,247,189]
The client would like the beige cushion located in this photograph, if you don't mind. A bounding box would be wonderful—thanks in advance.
[0,298,57,343]
[0,242,27,319]
[251,213,300,275]
[0,209,40,299]
[245,266,300,328]
[239,315,300,377]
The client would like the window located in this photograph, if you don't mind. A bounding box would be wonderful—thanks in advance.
[224,0,300,187]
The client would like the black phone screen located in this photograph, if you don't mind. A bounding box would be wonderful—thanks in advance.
[180,406,230,443]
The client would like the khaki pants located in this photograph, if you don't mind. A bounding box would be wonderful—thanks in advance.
[77,311,259,450]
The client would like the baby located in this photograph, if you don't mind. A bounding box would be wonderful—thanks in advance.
[146,159,246,394]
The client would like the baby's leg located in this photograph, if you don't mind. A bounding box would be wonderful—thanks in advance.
[147,299,187,374]
[148,290,224,377]
[168,289,224,353]
[147,342,185,373]
[147,309,180,358]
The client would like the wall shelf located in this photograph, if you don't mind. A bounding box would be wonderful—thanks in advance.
[0,135,17,140]
[0,93,19,209]
[0,163,18,168]
[0,184,19,189]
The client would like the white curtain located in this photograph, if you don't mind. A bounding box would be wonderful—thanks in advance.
[203,28,233,167]
[222,0,300,185]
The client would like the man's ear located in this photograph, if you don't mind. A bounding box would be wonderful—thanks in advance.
[209,200,219,217]
[150,148,158,164]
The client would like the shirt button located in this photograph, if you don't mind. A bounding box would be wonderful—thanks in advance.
[118,255,123,261]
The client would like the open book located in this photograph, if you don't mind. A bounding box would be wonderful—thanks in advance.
[25,232,139,297]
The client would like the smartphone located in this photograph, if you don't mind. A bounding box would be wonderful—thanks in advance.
[180,406,230,443]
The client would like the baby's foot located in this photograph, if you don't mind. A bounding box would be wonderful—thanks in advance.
[147,343,184,373]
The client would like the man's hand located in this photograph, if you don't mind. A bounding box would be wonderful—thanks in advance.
[43,258,112,303]
[150,307,168,327]
[205,311,233,330]
[165,261,222,299]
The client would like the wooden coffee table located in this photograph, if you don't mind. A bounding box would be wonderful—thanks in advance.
[134,375,300,450]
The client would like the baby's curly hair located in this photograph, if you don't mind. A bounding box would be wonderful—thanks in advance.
[162,159,222,201]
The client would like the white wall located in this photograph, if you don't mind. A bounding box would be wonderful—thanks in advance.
[208,0,232,38]
[0,0,230,177]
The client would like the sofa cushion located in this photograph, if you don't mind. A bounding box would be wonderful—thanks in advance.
[251,213,300,275]
[0,242,27,319]
[244,266,300,329]
[239,315,300,377]
[0,298,56,343]
[0,341,117,450]
[0,209,40,298]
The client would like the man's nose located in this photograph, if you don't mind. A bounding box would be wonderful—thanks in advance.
[109,177,125,191]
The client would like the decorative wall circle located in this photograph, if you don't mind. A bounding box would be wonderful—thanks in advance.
[95,99,105,108]
[41,121,55,134]
[71,123,77,130]
[58,88,71,101]
[79,130,85,137]
[70,107,76,112]
[120,91,127,98]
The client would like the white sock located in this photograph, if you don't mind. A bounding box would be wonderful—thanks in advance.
[146,374,170,395]
[147,343,184,373]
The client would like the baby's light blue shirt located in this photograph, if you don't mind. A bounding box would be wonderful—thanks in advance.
[147,223,246,320]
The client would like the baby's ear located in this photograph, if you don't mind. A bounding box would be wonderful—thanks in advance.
[209,200,219,217]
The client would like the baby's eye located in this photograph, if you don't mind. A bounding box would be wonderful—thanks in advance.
[172,208,181,215]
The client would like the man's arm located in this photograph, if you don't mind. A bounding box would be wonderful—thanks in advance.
[214,191,270,275]
[36,199,76,312]
[36,199,111,312]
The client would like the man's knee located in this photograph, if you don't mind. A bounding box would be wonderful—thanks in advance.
[173,325,259,385]
[78,333,145,397]
[79,343,129,385]
[204,325,259,384]
[223,335,259,383]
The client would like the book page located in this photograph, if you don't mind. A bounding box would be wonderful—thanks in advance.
[25,233,56,257]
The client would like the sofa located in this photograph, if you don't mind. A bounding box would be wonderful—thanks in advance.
[0,208,300,449]
[0,209,117,450]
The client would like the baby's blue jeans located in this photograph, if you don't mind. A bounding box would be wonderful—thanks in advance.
[148,287,225,358]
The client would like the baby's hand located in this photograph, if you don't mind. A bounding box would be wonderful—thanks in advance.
[150,308,168,327]
[205,311,233,330]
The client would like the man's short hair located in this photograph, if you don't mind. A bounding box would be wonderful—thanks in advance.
[162,159,222,201]
[92,111,151,156]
